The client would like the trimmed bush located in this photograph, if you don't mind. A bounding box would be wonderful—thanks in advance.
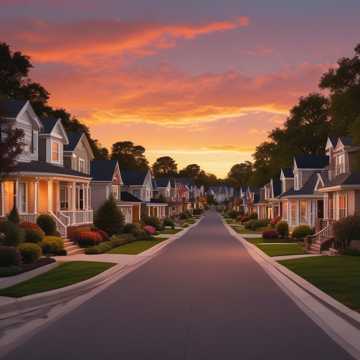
[333,215,360,250]
[36,214,57,235]
[85,241,113,255]
[123,223,140,234]
[227,210,239,219]
[74,231,103,247]
[143,225,156,235]
[133,229,150,240]
[179,211,192,220]
[193,209,204,215]
[93,228,109,242]
[110,234,135,247]
[244,219,269,231]
[0,221,24,246]
[7,206,20,224]
[40,236,64,255]
[239,215,250,223]
[20,222,45,243]
[276,221,289,238]
[18,243,42,264]
[270,216,281,227]
[94,197,124,236]
[292,225,313,240]
[262,230,279,239]
[249,213,258,220]
[163,217,175,229]
[143,216,162,230]
[0,246,22,267]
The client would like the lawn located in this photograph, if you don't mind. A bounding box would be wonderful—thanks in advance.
[108,239,166,255]
[160,228,182,234]
[0,261,115,298]
[280,256,360,311]
[246,237,296,245]
[256,243,305,257]
[231,225,268,234]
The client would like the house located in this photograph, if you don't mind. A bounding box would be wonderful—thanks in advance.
[0,100,93,237]
[280,155,329,229]
[208,185,234,204]
[121,169,167,219]
[265,175,282,219]
[318,136,360,224]
[167,178,184,216]
[153,177,171,202]
[254,187,267,219]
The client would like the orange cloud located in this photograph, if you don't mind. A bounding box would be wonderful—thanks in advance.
[2,17,249,64]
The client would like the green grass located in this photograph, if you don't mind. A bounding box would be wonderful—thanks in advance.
[0,261,115,298]
[160,228,182,234]
[231,225,269,234]
[280,256,360,311]
[256,243,305,257]
[108,239,166,255]
[246,237,295,245]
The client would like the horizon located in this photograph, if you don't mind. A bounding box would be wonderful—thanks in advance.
[1,0,360,177]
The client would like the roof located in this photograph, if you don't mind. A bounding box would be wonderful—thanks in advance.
[339,136,353,146]
[328,136,338,148]
[281,168,293,178]
[40,117,59,134]
[12,161,90,178]
[91,160,118,181]
[64,132,83,151]
[155,177,170,187]
[280,172,320,197]
[324,172,360,188]
[176,177,194,186]
[0,99,27,118]
[120,191,142,203]
[294,155,329,169]
[272,176,282,197]
[121,169,148,186]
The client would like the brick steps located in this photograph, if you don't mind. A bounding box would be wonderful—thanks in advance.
[63,239,84,256]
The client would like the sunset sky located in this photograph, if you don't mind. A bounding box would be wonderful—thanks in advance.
[1,0,360,176]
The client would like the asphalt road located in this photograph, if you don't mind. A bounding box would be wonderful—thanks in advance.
[3,211,353,359]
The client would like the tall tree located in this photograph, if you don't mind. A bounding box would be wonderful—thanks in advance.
[152,156,177,177]
[227,161,253,188]
[179,164,201,179]
[111,141,148,171]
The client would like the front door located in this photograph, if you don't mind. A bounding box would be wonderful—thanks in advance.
[317,199,324,219]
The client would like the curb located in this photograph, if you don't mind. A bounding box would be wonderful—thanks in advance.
[223,218,360,360]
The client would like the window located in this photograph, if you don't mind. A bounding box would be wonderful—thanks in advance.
[18,183,27,213]
[51,141,60,162]
[294,174,300,190]
[328,194,334,220]
[283,201,288,220]
[79,158,86,173]
[60,184,69,210]
[339,193,347,219]
[112,185,119,200]
[300,200,307,224]
[335,154,346,175]
[290,201,297,225]
[76,185,84,210]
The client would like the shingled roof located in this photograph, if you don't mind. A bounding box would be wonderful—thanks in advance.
[0,99,27,118]
[121,191,142,202]
[323,172,360,188]
[294,155,329,169]
[121,169,148,186]
[40,117,59,134]
[281,168,294,178]
[155,177,171,187]
[280,172,320,197]
[64,132,83,151]
[91,160,118,181]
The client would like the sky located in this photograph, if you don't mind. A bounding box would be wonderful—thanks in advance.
[1,0,360,176]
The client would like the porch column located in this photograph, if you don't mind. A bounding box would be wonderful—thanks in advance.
[72,182,76,211]
[47,179,53,212]
[34,178,39,214]
[0,182,4,217]
[15,178,19,210]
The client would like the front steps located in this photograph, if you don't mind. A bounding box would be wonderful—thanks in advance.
[63,238,84,256]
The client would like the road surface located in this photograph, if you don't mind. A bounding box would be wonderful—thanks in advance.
[3,211,353,359]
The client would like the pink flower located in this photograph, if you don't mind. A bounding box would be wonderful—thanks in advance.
[143,225,156,235]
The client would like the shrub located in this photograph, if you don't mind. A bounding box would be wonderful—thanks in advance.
[93,228,109,242]
[18,243,42,264]
[143,216,162,230]
[333,215,360,250]
[0,246,21,267]
[133,229,150,240]
[227,210,239,219]
[94,196,124,236]
[0,221,24,246]
[276,221,289,238]
[7,206,20,224]
[20,222,45,243]
[36,214,57,235]
[144,225,157,235]
[270,216,282,227]
[163,217,175,229]
[292,225,313,240]
[85,241,113,255]
[123,223,140,234]
[40,236,64,255]
[244,219,269,231]
[249,213,258,220]
[239,215,250,223]
[73,231,103,247]
[110,234,135,247]
[193,209,203,216]
[262,230,279,239]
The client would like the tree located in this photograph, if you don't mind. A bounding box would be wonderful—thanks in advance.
[111,141,148,171]
[227,162,253,189]
[0,127,24,179]
[152,156,177,177]
[179,164,201,178]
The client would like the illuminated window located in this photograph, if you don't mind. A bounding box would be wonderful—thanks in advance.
[335,154,346,175]
[51,141,60,162]
[60,184,69,210]
[290,201,297,224]
[300,200,307,224]
[19,183,27,213]
[112,185,119,200]
[79,158,86,173]
[339,193,347,219]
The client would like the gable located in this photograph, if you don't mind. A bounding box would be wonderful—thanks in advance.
[314,173,325,191]
[51,120,69,143]
[73,134,95,160]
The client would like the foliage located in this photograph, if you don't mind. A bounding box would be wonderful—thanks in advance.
[110,234,136,247]
[179,211,192,220]
[92,228,109,242]
[143,216,162,230]
[85,242,114,255]
[291,225,313,240]
[20,222,45,243]
[73,231,103,247]
[262,230,279,239]
[40,236,64,255]
[94,196,124,236]
[18,243,42,264]
[0,246,21,267]
[227,162,253,189]
[244,219,269,231]
[333,216,360,250]
[36,214,57,235]
[152,156,177,177]
[123,223,140,234]
[143,225,157,235]
[270,216,282,227]
[163,217,175,229]
[110,141,148,171]
[276,221,289,238]
[0,220,24,246]
[193,208,204,216]
[227,210,239,219]
[7,206,20,224]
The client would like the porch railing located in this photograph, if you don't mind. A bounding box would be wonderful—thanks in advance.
[49,211,67,238]
[58,210,93,226]
[19,213,38,224]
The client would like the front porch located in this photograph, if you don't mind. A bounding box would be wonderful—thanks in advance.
[146,203,167,219]
[0,176,93,237]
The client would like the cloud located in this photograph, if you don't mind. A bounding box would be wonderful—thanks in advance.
[1,16,249,65]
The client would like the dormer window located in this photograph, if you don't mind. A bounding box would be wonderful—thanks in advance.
[79,158,86,173]
[51,141,60,162]
[294,175,299,190]
[335,154,346,176]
